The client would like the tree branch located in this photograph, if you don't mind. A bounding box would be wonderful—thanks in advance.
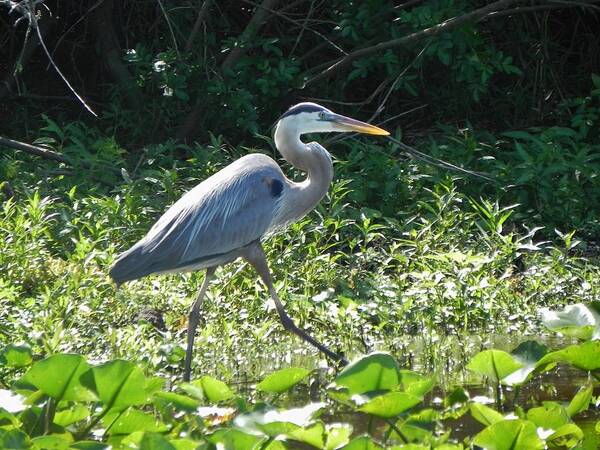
[184,0,214,54]
[0,136,69,163]
[303,0,521,88]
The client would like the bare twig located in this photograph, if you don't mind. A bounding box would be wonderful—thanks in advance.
[157,0,180,57]
[184,0,214,54]
[13,1,98,115]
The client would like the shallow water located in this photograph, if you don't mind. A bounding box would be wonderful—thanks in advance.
[210,332,599,446]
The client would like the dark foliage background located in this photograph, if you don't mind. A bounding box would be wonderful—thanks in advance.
[1,0,600,231]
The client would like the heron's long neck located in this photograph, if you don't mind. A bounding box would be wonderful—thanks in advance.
[274,123,333,223]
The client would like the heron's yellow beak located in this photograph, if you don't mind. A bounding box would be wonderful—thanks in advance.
[331,114,390,135]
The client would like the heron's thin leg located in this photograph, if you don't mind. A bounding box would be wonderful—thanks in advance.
[242,242,347,365]
[184,267,216,382]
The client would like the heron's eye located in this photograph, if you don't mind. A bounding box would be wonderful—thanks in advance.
[318,111,325,120]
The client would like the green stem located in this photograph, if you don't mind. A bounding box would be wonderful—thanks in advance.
[44,398,56,434]
[75,404,111,440]
[385,418,408,444]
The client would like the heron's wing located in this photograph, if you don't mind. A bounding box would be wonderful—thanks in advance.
[110,155,284,282]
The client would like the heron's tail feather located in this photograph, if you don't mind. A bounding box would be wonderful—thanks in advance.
[109,245,154,285]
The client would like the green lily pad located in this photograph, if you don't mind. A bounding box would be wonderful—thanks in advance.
[80,360,149,411]
[536,341,600,372]
[547,423,584,448]
[0,428,30,449]
[539,302,600,340]
[103,407,167,435]
[470,403,504,426]
[526,402,569,430]
[0,345,32,368]
[357,392,422,418]
[473,419,544,450]
[567,381,593,417]
[153,391,199,412]
[53,404,90,427]
[22,354,95,402]
[182,376,233,403]
[340,435,384,449]
[208,428,265,450]
[466,350,523,382]
[332,353,400,395]
[31,435,71,449]
[503,341,548,386]
[256,367,310,393]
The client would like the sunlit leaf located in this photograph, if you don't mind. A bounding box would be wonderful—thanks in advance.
[539,302,600,340]
[470,403,504,426]
[526,402,569,430]
[31,435,71,449]
[567,381,593,417]
[53,404,90,427]
[357,392,422,418]
[536,341,600,372]
[466,350,522,382]
[80,360,149,411]
[183,376,234,403]
[153,391,199,412]
[69,441,110,450]
[324,422,352,450]
[0,345,32,368]
[120,431,177,449]
[547,423,584,448]
[503,341,548,386]
[208,428,265,450]
[256,367,310,393]
[340,435,384,449]
[21,354,95,402]
[103,407,167,435]
[331,353,400,395]
[473,419,544,450]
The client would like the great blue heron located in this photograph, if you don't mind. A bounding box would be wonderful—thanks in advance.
[109,102,389,381]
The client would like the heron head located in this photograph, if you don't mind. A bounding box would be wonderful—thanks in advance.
[276,102,389,136]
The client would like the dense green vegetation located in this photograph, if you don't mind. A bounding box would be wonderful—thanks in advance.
[1,0,600,448]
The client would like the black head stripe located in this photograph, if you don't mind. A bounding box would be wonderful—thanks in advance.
[279,103,325,120]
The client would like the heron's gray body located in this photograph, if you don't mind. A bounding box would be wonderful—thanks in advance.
[110,154,291,284]
[108,102,388,380]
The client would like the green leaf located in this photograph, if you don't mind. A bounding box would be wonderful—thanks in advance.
[31,435,71,449]
[169,439,205,450]
[21,354,95,402]
[536,341,600,372]
[153,391,199,412]
[470,403,504,426]
[208,428,265,450]
[0,428,30,449]
[526,402,569,430]
[183,376,233,403]
[340,436,384,449]
[473,419,544,450]
[503,341,548,386]
[287,421,325,448]
[69,441,110,450]
[53,404,90,427]
[0,345,32,368]
[466,350,522,382]
[256,367,310,393]
[103,408,167,435]
[398,370,434,397]
[539,303,600,340]
[324,422,353,450]
[567,381,593,417]
[332,353,400,395]
[357,392,422,418]
[81,360,149,411]
[120,431,177,450]
[547,423,584,448]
